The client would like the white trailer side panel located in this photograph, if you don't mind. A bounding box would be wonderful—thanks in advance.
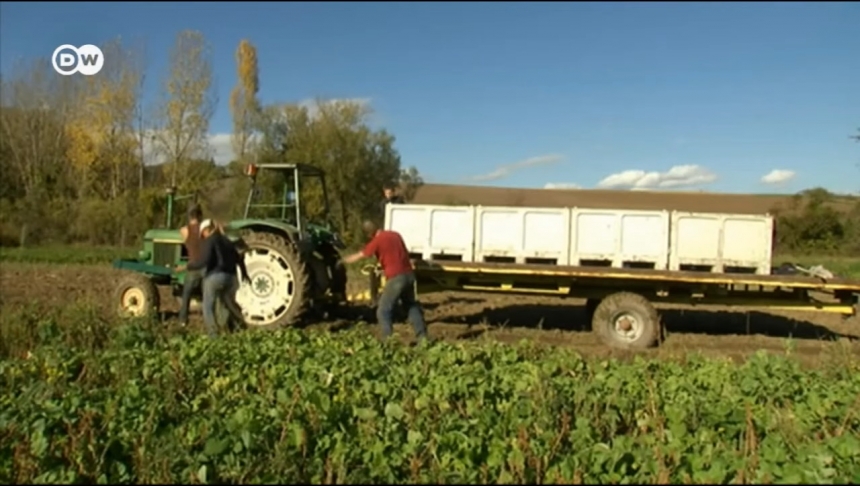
[385,204,475,261]
[474,206,570,264]
[569,209,670,269]
[669,212,773,275]
[384,204,774,275]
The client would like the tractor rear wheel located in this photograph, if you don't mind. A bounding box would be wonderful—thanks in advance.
[234,230,311,330]
[115,274,160,318]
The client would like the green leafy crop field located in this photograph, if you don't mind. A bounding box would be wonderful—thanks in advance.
[1,307,859,484]
[2,246,859,484]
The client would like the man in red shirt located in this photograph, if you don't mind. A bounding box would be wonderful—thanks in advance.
[341,220,428,342]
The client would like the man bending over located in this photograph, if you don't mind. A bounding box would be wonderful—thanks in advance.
[341,220,429,343]
[178,219,250,338]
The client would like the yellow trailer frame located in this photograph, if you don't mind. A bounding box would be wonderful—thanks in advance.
[352,260,860,349]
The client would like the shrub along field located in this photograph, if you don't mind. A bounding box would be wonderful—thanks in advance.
[2,245,859,279]
[0,245,135,265]
[1,303,859,484]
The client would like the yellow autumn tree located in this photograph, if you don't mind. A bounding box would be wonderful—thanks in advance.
[64,119,99,196]
[229,39,261,165]
[153,30,217,189]
[65,39,143,200]
[61,38,146,245]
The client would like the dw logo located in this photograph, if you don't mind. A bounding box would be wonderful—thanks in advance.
[52,44,104,76]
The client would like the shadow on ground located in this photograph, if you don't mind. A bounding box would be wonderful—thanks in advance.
[160,295,854,344]
[324,295,486,333]
[436,303,856,342]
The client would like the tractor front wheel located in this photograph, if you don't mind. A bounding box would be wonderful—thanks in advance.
[115,274,160,318]
[234,231,311,330]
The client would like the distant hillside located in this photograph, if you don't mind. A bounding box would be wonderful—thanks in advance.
[203,177,857,218]
[411,184,859,215]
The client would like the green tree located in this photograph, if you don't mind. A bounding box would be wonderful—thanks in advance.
[774,188,847,253]
[0,59,80,245]
[249,98,422,243]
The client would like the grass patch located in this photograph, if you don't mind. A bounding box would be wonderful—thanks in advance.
[0,245,135,265]
[774,254,860,278]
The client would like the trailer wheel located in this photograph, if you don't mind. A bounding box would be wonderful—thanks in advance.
[592,292,660,349]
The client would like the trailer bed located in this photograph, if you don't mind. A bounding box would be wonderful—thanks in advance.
[406,259,860,318]
[412,260,860,292]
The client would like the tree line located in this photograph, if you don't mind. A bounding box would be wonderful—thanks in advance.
[773,187,860,256]
[771,128,860,255]
[0,31,856,254]
[0,32,423,247]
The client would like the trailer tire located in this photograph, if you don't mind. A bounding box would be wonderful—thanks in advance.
[592,292,660,349]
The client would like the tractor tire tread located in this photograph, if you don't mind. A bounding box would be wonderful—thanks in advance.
[239,230,311,329]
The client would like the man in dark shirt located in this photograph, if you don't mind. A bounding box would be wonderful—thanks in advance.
[341,220,428,342]
[380,184,405,216]
[178,204,204,327]
[177,219,250,338]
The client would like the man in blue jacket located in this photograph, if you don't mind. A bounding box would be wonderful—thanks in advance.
[177,219,251,338]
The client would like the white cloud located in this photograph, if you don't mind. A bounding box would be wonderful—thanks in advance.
[141,131,240,166]
[468,154,564,182]
[203,96,371,165]
[208,133,234,165]
[297,97,372,119]
[597,164,717,190]
[544,182,581,190]
[760,169,796,185]
[205,132,265,165]
[112,96,375,168]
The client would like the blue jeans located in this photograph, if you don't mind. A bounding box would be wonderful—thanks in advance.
[202,271,242,338]
[178,270,203,324]
[377,272,427,340]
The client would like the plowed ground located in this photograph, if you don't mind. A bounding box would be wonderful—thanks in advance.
[2,262,857,366]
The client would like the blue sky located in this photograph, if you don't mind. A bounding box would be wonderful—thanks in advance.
[1,1,858,194]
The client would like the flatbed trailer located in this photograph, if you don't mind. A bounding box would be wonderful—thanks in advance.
[361,260,860,349]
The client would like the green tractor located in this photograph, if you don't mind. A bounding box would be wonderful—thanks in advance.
[112,163,349,328]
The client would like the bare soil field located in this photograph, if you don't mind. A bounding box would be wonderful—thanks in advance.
[3,262,857,366]
[413,183,859,214]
